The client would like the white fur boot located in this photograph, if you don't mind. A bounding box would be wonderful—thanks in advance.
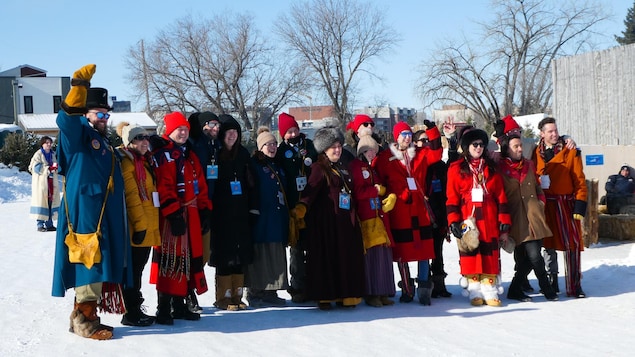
[465,274,483,306]
[480,274,502,307]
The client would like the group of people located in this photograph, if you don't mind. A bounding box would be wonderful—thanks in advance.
[48,64,589,341]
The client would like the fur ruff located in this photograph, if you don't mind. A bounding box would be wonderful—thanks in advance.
[387,144,416,166]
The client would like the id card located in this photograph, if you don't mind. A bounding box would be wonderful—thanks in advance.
[540,175,551,189]
[278,191,285,206]
[339,192,351,210]
[471,187,484,203]
[296,176,307,191]
[431,179,442,193]
[406,177,417,191]
[207,164,218,179]
[193,179,200,195]
[152,192,160,207]
[370,197,380,210]
[230,180,243,195]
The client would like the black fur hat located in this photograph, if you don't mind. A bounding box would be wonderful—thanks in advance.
[459,128,489,153]
[313,126,344,153]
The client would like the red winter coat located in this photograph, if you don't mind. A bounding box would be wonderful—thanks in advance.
[446,159,510,275]
[373,126,442,262]
[150,140,212,297]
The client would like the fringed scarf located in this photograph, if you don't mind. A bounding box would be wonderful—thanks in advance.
[99,282,126,314]
[468,157,488,194]
[159,199,196,282]
[538,138,564,163]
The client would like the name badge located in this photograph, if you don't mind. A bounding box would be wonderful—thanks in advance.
[471,187,484,203]
[278,191,285,206]
[296,176,307,191]
[230,180,243,195]
[431,179,442,193]
[207,164,218,179]
[406,177,417,191]
[193,179,200,195]
[370,197,380,210]
[339,192,351,210]
[540,175,551,189]
[152,192,160,207]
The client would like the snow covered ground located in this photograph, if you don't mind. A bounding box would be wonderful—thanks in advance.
[1,164,634,356]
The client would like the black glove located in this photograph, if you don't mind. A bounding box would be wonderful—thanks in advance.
[132,230,146,245]
[167,210,186,236]
[494,119,506,138]
[499,223,510,233]
[423,120,436,130]
[199,209,211,235]
[450,222,463,239]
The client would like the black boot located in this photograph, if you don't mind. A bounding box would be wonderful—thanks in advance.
[417,280,434,306]
[549,273,560,294]
[186,289,203,313]
[431,274,452,298]
[155,293,174,325]
[172,296,201,321]
[121,290,155,326]
[507,277,532,302]
[398,278,415,303]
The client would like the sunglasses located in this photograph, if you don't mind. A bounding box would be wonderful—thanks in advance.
[471,142,485,148]
[400,131,413,137]
[205,121,219,128]
[361,122,375,127]
[89,111,110,120]
[133,134,150,141]
[417,138,429,143]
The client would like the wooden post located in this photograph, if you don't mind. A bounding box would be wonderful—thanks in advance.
[582,178,599,247]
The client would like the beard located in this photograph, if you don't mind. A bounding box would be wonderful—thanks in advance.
[288,136,302,145]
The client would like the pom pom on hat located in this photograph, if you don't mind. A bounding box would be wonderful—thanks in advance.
[256,126,276,150]
[117,121,148,147]
[278,112,299,136]
[313,126,344,153]
[351,114,374,133]
[357,133,379,156]
[392,121,412,141]
[163,112,190,138]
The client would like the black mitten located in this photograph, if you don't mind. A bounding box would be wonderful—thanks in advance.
[168,211,186,236]
[450,222,463,239]
[199,209,211,234]
[132,230,146,245]
[499,223,510,233]
[423,120,436,130]
[494,119,506,138]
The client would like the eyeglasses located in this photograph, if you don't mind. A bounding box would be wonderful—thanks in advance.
[400,131,413,137]
[133,134,150,141]
[89,111,110,120]
[205,121,219,128]
[471,142,485,148]
[362,122,375,127]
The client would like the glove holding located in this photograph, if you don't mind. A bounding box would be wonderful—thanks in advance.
[499,223,510,233]
[62,64,96,114]
[493,119,506,138]
[167,210,186,236]
[293,203,307,219]
[199,209,212,234]
[381,193,397,213]
[132,230,146,245]
[423,120,436,130]
[375,184,386,196]
[450,222,463,239]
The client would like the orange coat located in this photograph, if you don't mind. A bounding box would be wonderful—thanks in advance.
[533,146,587,251]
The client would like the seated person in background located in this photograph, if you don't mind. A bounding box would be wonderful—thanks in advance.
[605,165,635,214]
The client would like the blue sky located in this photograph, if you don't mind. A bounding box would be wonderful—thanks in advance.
[1,0,631,113]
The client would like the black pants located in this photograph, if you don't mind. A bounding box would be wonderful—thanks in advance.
[514,240,549,282]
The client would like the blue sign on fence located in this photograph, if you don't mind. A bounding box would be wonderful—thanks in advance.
[585,154,604,166]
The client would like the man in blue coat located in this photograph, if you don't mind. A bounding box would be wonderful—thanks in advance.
[51,64,132,340]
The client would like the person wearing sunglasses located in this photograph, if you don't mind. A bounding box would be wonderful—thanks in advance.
[52,64,132,340]
[374,120,443,305]
[186,111,221,313]
[343,114,380,166]
[446,127,511,307]
[115,122,160,327]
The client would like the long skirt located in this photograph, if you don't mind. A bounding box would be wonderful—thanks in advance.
[245,242,289,290]
[364,245,396,296]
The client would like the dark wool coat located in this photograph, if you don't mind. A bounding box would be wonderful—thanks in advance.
[249,154,289,244]
[446,160,511,275]
[52,111,133,297]
[275,134,318,207]
[150,140,211,296]
[300,156,365,301]
[498,158,552,245]
[210,144,255,269]
[373,126,442,262]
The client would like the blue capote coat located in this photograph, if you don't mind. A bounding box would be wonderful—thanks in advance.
[52,111,132,297]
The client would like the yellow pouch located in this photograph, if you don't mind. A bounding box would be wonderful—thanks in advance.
[360,217,390,250]
[65,231,102,269]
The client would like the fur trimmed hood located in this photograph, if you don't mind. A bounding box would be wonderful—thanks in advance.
[387,143,416,165]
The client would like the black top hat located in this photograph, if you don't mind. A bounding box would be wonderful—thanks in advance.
[86,87,112,110]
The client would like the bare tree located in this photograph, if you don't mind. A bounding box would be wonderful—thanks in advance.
[125,13,309,140]
[416,0,608,125]
[275,0,399,126]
